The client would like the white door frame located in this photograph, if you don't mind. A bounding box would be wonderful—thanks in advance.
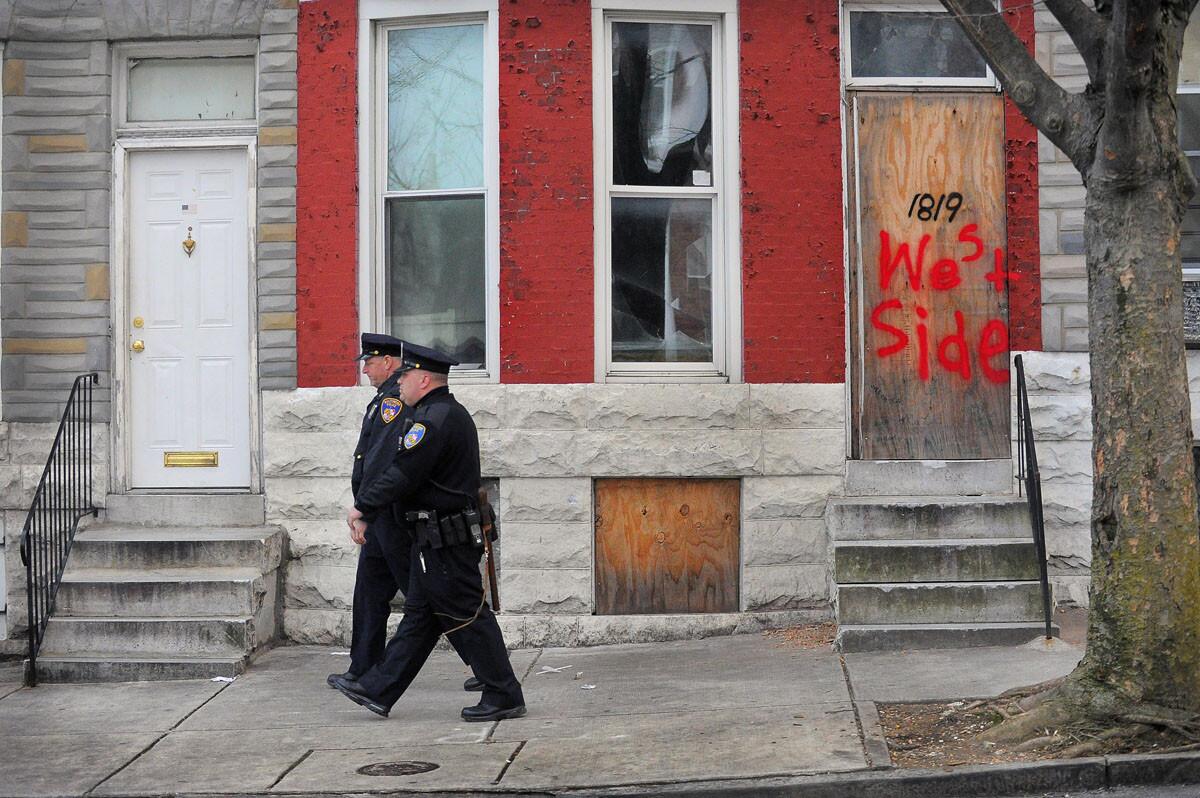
[111,136,261,493]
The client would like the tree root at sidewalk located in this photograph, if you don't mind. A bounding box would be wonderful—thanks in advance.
[879,676,1200,768]
[973,675,1200,758]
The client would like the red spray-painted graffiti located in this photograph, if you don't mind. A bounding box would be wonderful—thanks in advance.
[870,222,1014,384]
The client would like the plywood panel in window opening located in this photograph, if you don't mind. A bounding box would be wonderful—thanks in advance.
[594,478,739,614]
[853,93,1010,460]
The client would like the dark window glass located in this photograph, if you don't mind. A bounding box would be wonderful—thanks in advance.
[611,197,713,363]
[385,196,486,369]
[849,11,987,79]
[612,22,713,187]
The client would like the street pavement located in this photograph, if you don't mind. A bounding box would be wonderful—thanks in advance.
[0,631,1167,798]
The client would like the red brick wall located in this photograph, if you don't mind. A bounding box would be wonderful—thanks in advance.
[740,0,845,383]
[498,1,594,382]
[294,0,1038,388]
[1004,0,1043,351]
[296,0,359,387]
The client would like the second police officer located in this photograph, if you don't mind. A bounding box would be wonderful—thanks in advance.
[327,333,479,692]
[334,341,526,721]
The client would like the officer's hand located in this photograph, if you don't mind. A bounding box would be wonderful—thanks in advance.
[350,519,367,545]
[346,506,364,530]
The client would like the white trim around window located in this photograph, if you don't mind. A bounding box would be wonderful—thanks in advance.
[358,0,500,382]
[592,0,742,382]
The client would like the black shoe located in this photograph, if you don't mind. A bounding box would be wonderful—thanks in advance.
[332,676,389,718]
[464,676,484,692]
[327,671,361,689]
[461,702,527,722]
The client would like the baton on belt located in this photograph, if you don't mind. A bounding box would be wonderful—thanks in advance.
[478,489,500,612]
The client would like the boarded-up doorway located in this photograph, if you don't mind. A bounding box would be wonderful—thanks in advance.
[850,92,1011,460]
[594,478,739,614]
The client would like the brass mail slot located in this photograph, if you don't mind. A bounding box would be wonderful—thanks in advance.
[164,451,219,468]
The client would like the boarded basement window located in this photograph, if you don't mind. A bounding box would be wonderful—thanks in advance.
[594,478,739,614]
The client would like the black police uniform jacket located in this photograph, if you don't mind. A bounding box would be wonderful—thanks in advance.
[353,385,481,519]
[351,371,412,500]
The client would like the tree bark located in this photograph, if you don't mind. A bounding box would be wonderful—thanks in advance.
[1077,175,1200,712]
[938,0,1200,725]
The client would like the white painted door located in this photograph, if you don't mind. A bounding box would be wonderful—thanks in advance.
[128,149,252,488]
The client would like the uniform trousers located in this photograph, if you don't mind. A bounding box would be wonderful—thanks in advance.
[348,523,400,676]
[358,539,524,711]
[349,514,472,676]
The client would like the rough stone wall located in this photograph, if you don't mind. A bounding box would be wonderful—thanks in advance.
[266,383,844,646]
[1016,351,1200,607]
[0,419,110,651]
[256,1,302,390]
[1034,9,1089,351]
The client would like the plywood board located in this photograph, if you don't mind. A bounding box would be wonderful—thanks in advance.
[853,93,1011,460]
[595,478,739,614]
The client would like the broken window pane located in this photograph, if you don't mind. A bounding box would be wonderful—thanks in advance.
[849,11,987,79]
[387,24,484,191]
[386,196,486,368]
[612,22,713,187]
[611,197,713,363]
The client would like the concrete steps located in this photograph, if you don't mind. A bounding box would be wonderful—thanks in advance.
[829,491,1055,651]
[34,495,283,683]
[837,581,1044,624]
[836,622,1054,652]
[835,538,1040,583]
[56,568,266,617]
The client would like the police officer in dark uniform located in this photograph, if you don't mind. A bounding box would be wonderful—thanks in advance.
[327,334,480,692]
[333,342,526,722]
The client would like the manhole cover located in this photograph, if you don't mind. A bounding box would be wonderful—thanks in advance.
[357,761,439,777]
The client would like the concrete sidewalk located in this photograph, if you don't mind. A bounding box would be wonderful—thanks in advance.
[0,633,1087,797]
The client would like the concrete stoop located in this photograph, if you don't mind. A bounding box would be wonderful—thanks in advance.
[34,494,284,683]
[829,472,1054,652]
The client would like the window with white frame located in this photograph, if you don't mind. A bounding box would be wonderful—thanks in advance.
[376,15,494,372]
[598,8,737,379]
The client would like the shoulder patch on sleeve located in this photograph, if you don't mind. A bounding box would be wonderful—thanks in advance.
[402,423,426,449]
[380,397,402,424]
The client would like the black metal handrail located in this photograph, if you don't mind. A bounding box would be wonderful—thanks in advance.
[19,372,99,686]
[1014,355,1054,640]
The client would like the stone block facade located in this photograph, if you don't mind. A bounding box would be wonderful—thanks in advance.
[1016,351,1200,607]
[1034,7,1090,352]
[0,0,298,423]
[268,383,845,647]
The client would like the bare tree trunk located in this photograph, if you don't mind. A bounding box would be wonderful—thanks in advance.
[1077,174,1200,712]
[939,0,1200,733]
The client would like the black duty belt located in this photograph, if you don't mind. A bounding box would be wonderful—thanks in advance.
[406,507,496,550]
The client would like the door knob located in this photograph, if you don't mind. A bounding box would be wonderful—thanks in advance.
[131,340,145,353]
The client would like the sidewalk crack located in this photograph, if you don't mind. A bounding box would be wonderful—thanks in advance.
[269,748,314,789]
[84,731,168,796]
[493,740,527,785]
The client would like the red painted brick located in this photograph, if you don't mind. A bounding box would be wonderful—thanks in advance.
[297,0,359,387]
[740,0,845,383]
[1003,0,1042,351]
[499,1,594,382]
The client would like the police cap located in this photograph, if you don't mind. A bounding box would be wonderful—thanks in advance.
[395,341,459,375]
[355,333,405,361]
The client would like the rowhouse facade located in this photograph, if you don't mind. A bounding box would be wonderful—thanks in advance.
[2,0,1193,664]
